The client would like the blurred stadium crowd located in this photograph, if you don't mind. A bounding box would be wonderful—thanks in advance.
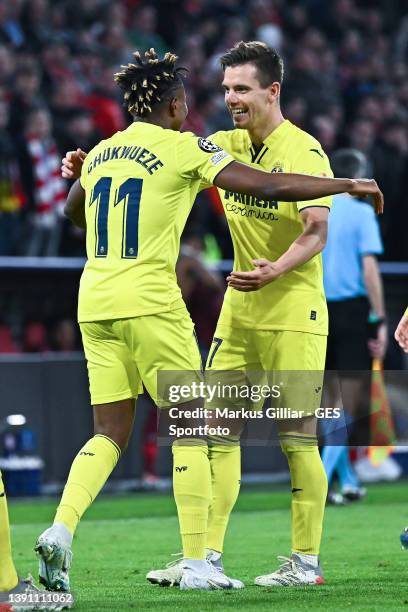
[0,0,407,351]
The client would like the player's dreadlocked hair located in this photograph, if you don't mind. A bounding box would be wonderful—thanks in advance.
[114,48,187,118]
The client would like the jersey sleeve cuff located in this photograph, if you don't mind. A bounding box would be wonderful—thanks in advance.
[297,204,331,212]
[209,158,235,184]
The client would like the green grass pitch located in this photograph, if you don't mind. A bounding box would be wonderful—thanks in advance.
[8,482,408,611]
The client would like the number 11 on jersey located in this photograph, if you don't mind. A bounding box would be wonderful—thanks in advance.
[89,176,143,259]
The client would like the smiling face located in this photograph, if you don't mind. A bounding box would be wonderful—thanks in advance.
[222,63,280,134]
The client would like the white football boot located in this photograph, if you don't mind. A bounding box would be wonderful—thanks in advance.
[255,554,324,586]
[205,550,244,589]
[0,575,73,610]
[146,550,244,589]
[146,553,184,587]
[180,560,234,590]
[35,525,73,592]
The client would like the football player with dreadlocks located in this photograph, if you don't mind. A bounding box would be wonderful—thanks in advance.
[48,48,381,593]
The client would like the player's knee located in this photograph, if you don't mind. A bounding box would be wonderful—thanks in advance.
[94,423,131,451]
[93,400,135,451]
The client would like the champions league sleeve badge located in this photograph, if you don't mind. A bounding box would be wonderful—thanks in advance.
[198,138,223,153]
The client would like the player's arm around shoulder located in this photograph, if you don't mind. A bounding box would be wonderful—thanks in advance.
[61,148,88,180]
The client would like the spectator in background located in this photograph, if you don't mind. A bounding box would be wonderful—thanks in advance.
[20,0,52,53]
[0,321,20,353]
[0,101,25,255]
[55,108,101,155]
[0,0,405,258]
[284,97,308,130]
[0,44,16,87]
[81,63,127,138]
[8,66,44,134]
[373,117,408,261]
[0,0,24,48]
[18,107,67,256]
[41,39,78,97]
[127,5,167,57]
[348,118,376,157]
[23,321,49,352]
[311,115,338,153]
[50,80,86,138]
[321,148,386,504]
[50,319,78,352]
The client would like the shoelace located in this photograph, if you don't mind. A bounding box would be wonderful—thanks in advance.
[21,574,41,593]
[165,552,183,568]
[165,552,222,571]
[204,560,220,576]
[275,556,307,579]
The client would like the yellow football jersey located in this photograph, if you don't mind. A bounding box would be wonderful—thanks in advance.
[208,119,333,335]
[78,122,233,323]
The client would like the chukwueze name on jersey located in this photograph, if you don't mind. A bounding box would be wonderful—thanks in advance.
[78,123,234,324]
[86,143,164,177]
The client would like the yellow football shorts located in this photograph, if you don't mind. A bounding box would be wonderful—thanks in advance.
[205,325,327,417]
[80,308,202,406]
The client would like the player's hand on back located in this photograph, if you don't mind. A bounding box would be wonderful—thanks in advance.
[61,148,87,180]
[227,259,281,292]
[347,178,384,215]
[395,312,408,353]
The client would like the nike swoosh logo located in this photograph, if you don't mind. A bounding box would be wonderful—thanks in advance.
[292,488,303,493]
[310,148,324,158]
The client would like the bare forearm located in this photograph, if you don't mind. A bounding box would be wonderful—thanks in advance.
[227,206,328,291]
[364,257,385,317]
[215,163,383,213]
[215,163,354,201]
[253,174,354,202]
[274,228,326,276]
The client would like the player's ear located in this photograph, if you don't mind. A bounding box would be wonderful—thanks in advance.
[169,97,178,117]
[268,82,281,103]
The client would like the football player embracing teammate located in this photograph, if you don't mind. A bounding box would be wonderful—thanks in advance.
[59,44,382,590]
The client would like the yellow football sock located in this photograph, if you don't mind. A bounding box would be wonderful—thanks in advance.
[280,432,328,555]
[172,442,211,560]
[207,436,241,553]
[54,435,121,535]
[0,470,18,591]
